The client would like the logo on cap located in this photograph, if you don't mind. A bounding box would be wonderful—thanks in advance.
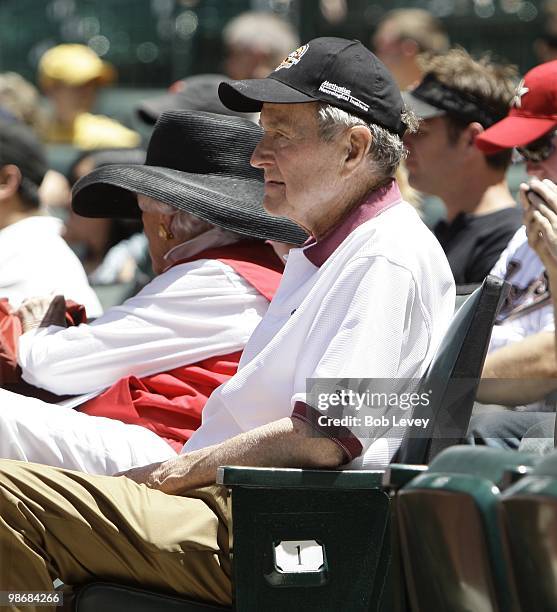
[274,44,309,71]
[319,80,370,113]
[511,79,529,109]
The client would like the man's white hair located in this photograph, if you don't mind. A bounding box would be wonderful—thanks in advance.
[316,103,419,179]
[137,196,241,243]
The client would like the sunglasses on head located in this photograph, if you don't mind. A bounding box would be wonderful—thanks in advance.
[516,130,557,163]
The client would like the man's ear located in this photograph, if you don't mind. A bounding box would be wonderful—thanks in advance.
[465,122,484,149]
[400,38,420,59]
[0,165,22,200]
[342,125,372,176]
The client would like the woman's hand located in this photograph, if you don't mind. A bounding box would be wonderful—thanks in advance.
[16,294,67,333]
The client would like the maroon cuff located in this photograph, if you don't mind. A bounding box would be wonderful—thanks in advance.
[292,400,363,463]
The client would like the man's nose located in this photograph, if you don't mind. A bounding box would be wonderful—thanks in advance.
[251,137,272,169]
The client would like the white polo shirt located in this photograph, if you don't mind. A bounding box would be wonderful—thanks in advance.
[183,181,455,469]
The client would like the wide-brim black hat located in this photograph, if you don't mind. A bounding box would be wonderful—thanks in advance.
[72,110,308,246]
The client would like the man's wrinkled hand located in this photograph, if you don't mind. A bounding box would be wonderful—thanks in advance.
[17,295,67,333]
[117,456,189,495]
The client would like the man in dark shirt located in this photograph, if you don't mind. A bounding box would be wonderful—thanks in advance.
[403,48,522,284]
[433,208,522,284]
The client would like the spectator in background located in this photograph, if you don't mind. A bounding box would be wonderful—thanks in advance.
[0,120,101,315]
[136,73,256,126]
[0,72,73,215]
[0,72,45,133]
[372,8,449,90]
[403,49,521,284]
[223,11,300,80]
[511,178,557,453]
[38,44,140,149]
[458,60,557,449]
[534,1,557,63]
[514,175,557,453]
[38,167,71,216]
[65,148,148,285]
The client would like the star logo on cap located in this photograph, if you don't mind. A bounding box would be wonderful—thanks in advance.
[274,44,309,72]
[511,80,529,108]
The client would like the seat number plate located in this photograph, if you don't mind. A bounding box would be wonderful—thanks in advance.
[274,540,324,573]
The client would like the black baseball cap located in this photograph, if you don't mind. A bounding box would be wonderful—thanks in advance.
[137,74,253,125]
[218,37,406,137]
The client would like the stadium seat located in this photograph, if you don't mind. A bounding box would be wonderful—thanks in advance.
[71,276,507,611]
[395,275,509,464]
[397,445,540,612]
[500,450,557,611]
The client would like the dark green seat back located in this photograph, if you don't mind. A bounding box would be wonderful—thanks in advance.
[500,450,557,610]
[396,275,509,465]
[398,446,539,612]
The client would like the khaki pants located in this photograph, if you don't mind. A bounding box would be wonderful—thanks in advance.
[0,460,231,612]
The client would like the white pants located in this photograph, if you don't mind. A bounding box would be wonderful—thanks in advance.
[0,389,178,475]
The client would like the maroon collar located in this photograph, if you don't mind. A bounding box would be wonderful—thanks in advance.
[304,179,402,268]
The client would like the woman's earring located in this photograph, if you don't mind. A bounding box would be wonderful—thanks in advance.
[158,223,174,240]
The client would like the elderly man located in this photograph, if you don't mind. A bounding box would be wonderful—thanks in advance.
[0,38,454,605]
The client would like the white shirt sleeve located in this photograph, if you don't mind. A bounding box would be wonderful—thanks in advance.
[18,259,269,395]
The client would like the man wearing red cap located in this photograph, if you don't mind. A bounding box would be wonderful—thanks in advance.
[468,60,557,449]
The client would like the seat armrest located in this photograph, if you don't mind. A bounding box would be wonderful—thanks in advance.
[217,466,384,489]
[500,465,533,489]
[382,464,428,491]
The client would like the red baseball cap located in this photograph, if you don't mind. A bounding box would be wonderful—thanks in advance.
[476,60,557,154]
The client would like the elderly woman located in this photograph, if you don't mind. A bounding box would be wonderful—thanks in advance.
[0,110,306,474]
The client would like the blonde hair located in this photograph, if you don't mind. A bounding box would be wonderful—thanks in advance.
[0,72,45,132]
[378,9,449,55]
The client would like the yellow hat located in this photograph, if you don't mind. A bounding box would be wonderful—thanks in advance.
[73,113,141,149]
[39,44,116,88]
